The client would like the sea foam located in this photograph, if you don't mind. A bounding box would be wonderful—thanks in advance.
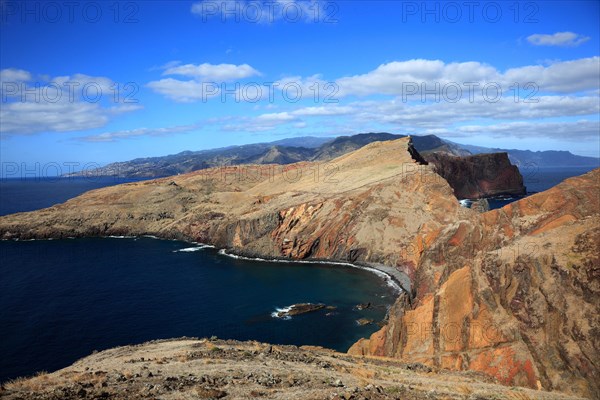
[173,244,214,253]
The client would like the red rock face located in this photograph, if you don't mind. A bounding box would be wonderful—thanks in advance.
[424,152,526,199]
[350,168,600,398]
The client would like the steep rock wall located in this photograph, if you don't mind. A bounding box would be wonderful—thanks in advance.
[424,152,526,199]
[349,169,600,398]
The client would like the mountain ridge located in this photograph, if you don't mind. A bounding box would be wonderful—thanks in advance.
[65,133,466,179]
[67,133,598,179]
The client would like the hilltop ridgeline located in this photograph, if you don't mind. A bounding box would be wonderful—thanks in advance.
[66,133,465,179]
[67,133,598,183]
[69,133,527,199]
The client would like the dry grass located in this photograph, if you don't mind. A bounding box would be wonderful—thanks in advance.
[0,338,586,400]
[4,371,49,392]
[505,390,533,400]
[455,384,473,395]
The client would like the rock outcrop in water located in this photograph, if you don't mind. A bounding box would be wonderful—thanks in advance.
[423,152,526,199]
[1,138,598,398]
[274,303,326,318]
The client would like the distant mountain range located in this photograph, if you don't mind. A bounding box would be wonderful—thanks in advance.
[68,133,598,178]
[451,142,600,168]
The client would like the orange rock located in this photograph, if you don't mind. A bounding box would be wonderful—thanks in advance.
[468,346,538,388]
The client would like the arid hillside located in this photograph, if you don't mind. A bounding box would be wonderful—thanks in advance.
[0,137,468,278]
[0,338,588,400]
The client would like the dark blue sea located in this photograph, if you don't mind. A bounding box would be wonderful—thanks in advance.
[522,166,597,193]
[0,177,144,217]
[487,166,597,209]
[0,166,596,382]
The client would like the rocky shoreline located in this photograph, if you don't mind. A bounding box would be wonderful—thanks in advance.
[218,248,408,293]
[0,234,410,295]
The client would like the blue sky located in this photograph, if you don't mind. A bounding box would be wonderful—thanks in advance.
[1,0,599,173]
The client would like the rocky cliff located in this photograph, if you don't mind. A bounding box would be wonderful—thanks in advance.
[1,138,598,398]
[349,168,599,398]
[423,152,526,199]
[0,138,466,279]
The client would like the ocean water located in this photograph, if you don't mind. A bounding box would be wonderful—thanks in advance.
[522,166,597,194]
[0,165,595,382]
[0,177,143,217]
[0,237,396,382]
[485,166,597,210]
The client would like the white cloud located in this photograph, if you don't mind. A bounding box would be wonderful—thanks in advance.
[149,60,182,71]
[335,59,499,97]
[293,121,307,128]
[335,57,600,97]
[77,124,202,142]
[127,56,600,148]
[291,106,353,116]
[199,91,598,136]
[232,74,332,103]
[1,102,107,134]
[163,63,260,81]
[218,111,301,132]
[503,57,600,93]
[147,70,332,104]
[204,105,352,133]
[527,32,590,47]
[0,68,31,83]
[147,62,261,102]
[1,102,140,136]
[347,95,599,130]
[0,69,141,136]
[456,120,599,140]
[255,112,296,122]
[146,78,207,103]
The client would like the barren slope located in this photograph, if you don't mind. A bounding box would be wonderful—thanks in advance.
[0,138,468,282]
[1,338,586,400]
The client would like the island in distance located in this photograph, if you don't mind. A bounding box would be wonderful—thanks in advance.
[1,137,598,399]
[64,132,539,202]
[65,132,598,182]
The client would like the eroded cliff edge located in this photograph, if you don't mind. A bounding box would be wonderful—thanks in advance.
[423,152,526,199]
[0,138,464,277]
[349,168,599,398]
[0,138,598,397]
